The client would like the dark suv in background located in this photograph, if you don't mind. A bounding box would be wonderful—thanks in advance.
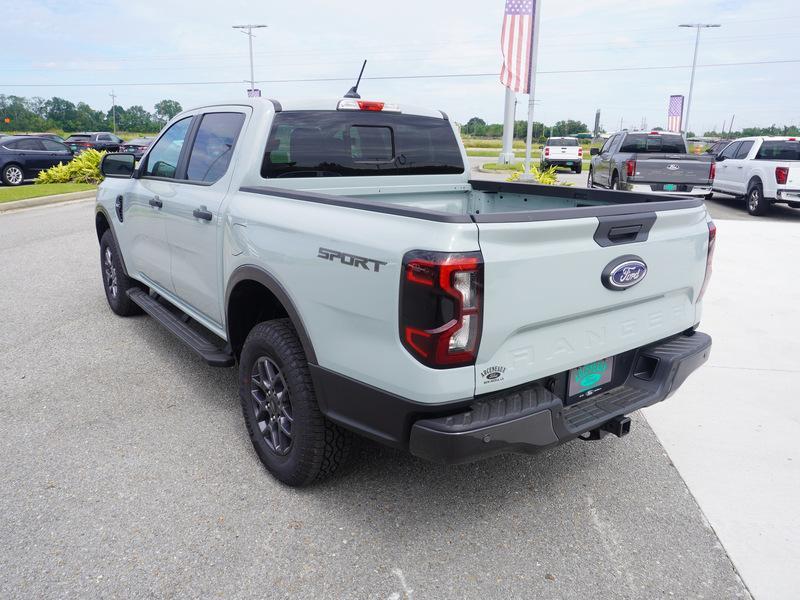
[65,132,123,154]
[0,135,73,185]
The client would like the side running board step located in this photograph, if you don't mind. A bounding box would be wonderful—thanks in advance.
[127,288,235,368]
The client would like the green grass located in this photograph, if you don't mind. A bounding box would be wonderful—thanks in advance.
[0,183,96,204]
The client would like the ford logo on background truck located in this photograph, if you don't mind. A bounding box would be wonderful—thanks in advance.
[602,256,648,290]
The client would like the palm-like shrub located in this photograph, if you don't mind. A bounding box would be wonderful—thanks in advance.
[35,149,106,184]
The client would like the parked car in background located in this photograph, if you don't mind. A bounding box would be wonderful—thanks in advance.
[26,133,67,144]
[712,136,800,215]
[541,136,583,173]
[0,135,73,185]
[588,131,715,197]
[705,139,731,159]
[65,132,123,154]
[120,137,154,160]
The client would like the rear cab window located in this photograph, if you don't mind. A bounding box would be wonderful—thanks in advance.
[261,111,464,178]
[186,112,245,183]
[755,140,800,161]
[546,138,578,147]
[620,134,687,154]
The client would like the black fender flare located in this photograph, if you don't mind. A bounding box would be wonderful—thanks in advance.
[224,265,317,364]
[95,205,130,277]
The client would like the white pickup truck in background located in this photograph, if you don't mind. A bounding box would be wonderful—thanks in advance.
[712,136,800,215]
[94,97,714,486]
[540,136,583,173]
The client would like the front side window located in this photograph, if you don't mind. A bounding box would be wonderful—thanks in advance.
[186,112,245,183]
[719,142,741,160]
[599,136,616,154]
[143,117,192,179]
[261,111,464,178]
[98,134,112,141]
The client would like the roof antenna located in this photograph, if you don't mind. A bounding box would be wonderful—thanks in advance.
[344,60,367,99]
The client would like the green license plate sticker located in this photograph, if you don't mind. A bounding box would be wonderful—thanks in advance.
[568,357,614,399]
[565,161,573,165]
[664,184,677,191]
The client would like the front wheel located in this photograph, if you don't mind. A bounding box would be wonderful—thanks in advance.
[746,182,769,216]
[99,230,143,316]
[1,164,24,186]
[239,319,352,486]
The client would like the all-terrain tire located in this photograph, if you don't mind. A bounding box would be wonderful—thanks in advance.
[238,319,352,486]
[746,181,769,216]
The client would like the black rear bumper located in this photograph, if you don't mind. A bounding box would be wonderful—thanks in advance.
[311,331,711,464]
[409,332,711,463]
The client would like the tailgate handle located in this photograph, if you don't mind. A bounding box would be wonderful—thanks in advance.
[608,225,642,242]
[594,213,656,247]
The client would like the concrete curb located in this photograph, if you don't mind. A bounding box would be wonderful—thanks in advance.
[0,190,97,213]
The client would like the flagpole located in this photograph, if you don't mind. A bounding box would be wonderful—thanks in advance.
[522,0,542,181]
[499,88,517,164]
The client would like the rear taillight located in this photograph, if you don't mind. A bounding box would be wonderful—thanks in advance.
[776,166,789,185]
[545,147,550,156]
[400,250,483,368]
[709,161,716,181]
[578,147,583,157]
[626,159,636,177]
[697,221,716,303]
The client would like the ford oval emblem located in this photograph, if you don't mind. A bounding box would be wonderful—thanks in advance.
[666,163,680,171]
[602,256,647,291]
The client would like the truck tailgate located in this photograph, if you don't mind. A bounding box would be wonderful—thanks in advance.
[632,155,712,184]
[474,205,709,393]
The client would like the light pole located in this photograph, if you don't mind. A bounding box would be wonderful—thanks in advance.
[679,23,720,138]
[232,24,267,93]
[109,89,117,133]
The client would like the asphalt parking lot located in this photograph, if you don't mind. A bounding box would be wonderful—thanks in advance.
[0,191,762,598]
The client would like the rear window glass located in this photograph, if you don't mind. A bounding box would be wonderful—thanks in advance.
[65,135,90,141]
[619,134,686,154]
[755,141,800,161]
[546,138,578,147]
[261,111,464,178]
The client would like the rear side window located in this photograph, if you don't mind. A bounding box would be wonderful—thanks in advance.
[619,134,686,154]
[65,135,90,142]
[735,141,754,159]
[143,117,192,179]
[546,138,578,147]
[11,138,45,151]
[756,140,800,161]
[261,111,464,178]
[186,112,245,183]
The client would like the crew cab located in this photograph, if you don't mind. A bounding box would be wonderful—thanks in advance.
[712,136,800,216]
[94,97,714,486]
[589,131,715,197]
[541,136,583,173]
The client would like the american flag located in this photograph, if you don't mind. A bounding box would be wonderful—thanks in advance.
[500,0,536,93]
[667,95,684,132]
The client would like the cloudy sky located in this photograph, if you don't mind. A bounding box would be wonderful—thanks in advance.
[3,0,799,133]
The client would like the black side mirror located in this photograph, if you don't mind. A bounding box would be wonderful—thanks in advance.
[590,148,600,156]
[101,153,135,178]
[715,155,725,162]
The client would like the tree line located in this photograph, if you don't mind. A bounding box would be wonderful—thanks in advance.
[461,117,590,140]
[703,124,800,138]
[0,95,183,134]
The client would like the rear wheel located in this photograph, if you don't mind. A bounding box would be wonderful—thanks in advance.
[746,181,769,216]
[239,319,352,486]
[611,172,621,191]
[574,163,582,174]
[1,164,24,186]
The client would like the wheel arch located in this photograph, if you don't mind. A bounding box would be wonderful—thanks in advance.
[225,265,317,364]
[747,175,763,191]
[95,206,130,276]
